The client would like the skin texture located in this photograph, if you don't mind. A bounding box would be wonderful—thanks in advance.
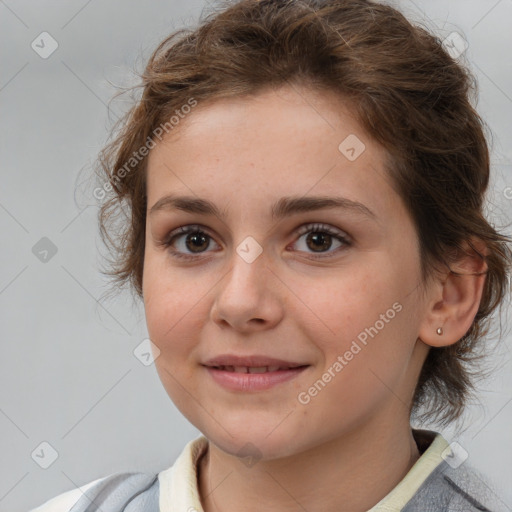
[142,84,487,512]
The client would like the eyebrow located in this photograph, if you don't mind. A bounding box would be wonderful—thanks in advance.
[148,194,376,221]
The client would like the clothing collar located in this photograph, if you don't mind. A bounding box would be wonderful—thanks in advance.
[158,429,449,512]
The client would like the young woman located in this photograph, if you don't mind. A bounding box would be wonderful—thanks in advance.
[31,0,511,510]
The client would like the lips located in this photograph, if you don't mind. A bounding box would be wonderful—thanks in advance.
[202,354,310,391]
[202,354,307,369]
[212,365,295,373]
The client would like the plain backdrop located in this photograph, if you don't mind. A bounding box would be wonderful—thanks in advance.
[1,1,511,510]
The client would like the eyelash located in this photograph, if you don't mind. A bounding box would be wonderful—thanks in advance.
[160,222,352,261]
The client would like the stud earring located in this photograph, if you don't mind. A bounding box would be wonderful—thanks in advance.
[436,327,443,335]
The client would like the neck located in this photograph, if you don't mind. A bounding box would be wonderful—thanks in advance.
[198,418,421,512]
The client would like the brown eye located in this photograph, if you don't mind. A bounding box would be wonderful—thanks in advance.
[184,231,210,253]
[292,223,351,258]
[305,232,334,252]
[163,225,220,260]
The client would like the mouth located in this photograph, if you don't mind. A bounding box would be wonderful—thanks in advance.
[202,354,307,368]
[208,364,308,373]
[202,355,310,391]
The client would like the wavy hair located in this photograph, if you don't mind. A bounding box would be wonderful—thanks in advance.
[93,0,511,426]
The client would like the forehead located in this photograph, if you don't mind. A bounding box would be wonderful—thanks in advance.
[145,85,396,218]
[151,85,363,156]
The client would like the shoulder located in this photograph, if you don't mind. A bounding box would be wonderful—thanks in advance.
[28,436,206,512]
[442,462,504,512]
[404,459,504,512]
[29,476,108,512]
[29,472,159,512]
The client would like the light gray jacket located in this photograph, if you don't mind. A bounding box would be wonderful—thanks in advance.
[66,459,504,512]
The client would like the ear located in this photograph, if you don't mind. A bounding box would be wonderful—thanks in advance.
[418,239,488,348]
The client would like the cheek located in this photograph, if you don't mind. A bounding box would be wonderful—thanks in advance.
[145,287,204,354]
[143,264,208,413]
[143,256,206,357]
[307,260,418,385]
[305,264,398,343]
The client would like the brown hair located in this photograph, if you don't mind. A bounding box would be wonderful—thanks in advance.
[94,0,511,426]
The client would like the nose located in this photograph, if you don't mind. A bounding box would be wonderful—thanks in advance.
[210,245,285,332]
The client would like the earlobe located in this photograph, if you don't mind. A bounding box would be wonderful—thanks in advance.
[418,240,488,348]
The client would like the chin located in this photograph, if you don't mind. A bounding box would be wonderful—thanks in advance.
[199,418,309,462]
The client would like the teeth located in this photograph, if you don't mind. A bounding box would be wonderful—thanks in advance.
[247,366,268,374]
[216,365,287,373]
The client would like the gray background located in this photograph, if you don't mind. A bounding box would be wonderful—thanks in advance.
[1,1,511,510]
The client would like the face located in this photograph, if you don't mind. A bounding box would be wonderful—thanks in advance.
[143,85,431,460]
